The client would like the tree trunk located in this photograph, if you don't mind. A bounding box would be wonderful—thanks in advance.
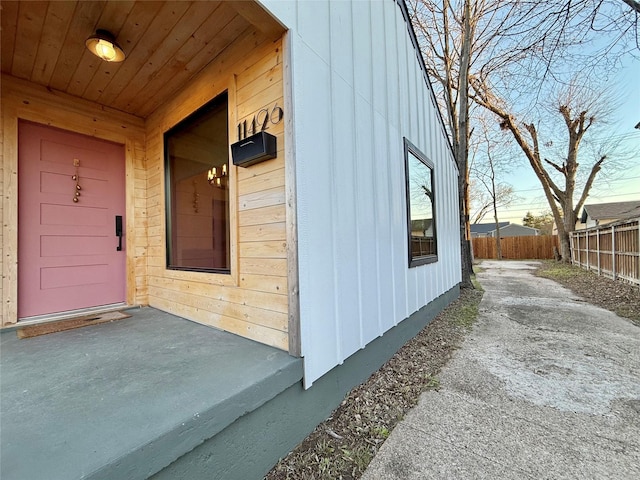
[494,216,502,260]
[459,193,474,288]
[457,0,474,289]
[561,208,577,261]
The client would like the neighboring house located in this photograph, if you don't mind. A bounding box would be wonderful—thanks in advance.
[0,1,461,479]
[471,222,505,237]
[471,222,539,238]
[411,218,435,238]
[577,201,640,229]
[470,221,510,237]
[497,223,540,237]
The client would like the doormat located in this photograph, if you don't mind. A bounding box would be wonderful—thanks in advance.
[17,311,131,339]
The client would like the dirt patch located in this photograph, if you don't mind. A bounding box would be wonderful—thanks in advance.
[265,261,640,479]
[264,287,484,480]
[535,260,640,327]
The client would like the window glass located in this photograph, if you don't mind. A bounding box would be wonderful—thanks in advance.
[165,92,230,272]
[405,139,437,266]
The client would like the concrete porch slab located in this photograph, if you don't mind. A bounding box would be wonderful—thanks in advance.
[0,307,302,480]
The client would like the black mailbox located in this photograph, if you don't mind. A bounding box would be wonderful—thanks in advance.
[231,131,277,167]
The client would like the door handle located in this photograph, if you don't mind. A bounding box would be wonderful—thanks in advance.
[115,215,123,251]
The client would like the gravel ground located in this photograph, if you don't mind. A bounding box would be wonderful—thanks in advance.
[264,260,639,480]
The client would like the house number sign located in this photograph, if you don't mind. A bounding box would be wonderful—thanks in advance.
[237,103,283,141]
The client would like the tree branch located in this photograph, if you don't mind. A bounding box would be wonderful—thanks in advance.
[621,0,640,14]
[544,158,566,174]
[575,155,607,214]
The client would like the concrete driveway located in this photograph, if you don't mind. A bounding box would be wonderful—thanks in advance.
[362,260,640,479]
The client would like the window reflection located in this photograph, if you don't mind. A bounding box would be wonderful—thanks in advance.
[405,140,437,266]
[165,92,230,272]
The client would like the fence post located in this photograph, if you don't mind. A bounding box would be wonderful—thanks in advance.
[612,225,616,281]
[586,229,590,271]
[596,228,601,275]
[569,233,574,264]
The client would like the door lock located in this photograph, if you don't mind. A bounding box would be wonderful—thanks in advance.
[115,215,123,251]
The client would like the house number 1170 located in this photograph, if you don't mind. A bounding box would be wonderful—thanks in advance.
[237,104,283,141]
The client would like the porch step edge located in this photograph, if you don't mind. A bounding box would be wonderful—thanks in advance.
[87,359,303,480]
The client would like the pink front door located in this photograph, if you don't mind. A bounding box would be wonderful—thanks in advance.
[18,121,126,319]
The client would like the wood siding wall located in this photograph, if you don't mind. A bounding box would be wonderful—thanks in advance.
[264,0,462,386]
[144,38,289,351]
[1,35,291,353]
[472,235,560,260]
[1,75,147,326]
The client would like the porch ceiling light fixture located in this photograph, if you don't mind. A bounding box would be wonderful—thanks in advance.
[85,29,125,62]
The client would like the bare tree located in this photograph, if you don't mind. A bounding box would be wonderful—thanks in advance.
[409,0,552,284]
[470,81,614,260]
[407,0,476,287]
[408,0,637,268]
[470,124,518,259]
[470,183,516,225]
[622,0,640,14]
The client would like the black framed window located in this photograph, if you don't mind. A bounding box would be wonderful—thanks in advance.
[165,92,230,273]
[404,138,437,267]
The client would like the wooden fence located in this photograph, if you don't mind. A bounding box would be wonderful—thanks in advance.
[472,235,559,260]
[569,218,639,286]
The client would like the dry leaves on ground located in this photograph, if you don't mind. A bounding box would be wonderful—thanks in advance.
[265,260,639,480]
[265,287,483,480]
[536,260,640,327]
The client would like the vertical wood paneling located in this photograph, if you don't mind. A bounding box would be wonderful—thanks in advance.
[280,26,299,356]
[375,111,396,333]
[282,0,461,386]
[296,0,330,64]
[294,39,338,369]
[352,0,372,101]
[406,35,418,142]
[1,105,18,326]
[331,73,361,356]
[0,107,4,325]
[371,1,387,118]
[415,66,428,308]
[329,0,354,85]
[384,0,400,129]
[330,0,361,353]
[354,94,380,345]
[389,124,408,323]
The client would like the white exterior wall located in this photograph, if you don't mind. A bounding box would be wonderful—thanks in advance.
[262,0,461,386]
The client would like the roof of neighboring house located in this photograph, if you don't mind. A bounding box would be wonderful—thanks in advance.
[470,222,510,234]
[580,201,640,223]
[500,223,539,233]
[411,218,434,231]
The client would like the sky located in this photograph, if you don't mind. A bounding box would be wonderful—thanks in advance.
[492,50,640,225]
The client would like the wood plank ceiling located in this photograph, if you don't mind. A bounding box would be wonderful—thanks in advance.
[0,1,285,119]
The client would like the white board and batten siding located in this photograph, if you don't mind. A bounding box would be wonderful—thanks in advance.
[263,0,461,386]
